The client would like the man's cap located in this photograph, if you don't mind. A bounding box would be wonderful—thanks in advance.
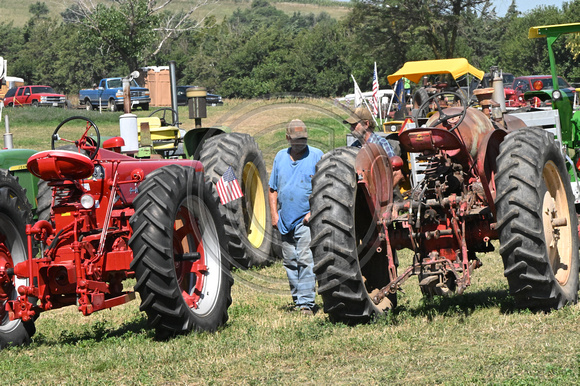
[344,107,373,125]
[287,119,308,139]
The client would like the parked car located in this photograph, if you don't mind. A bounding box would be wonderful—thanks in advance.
[3,85,66,107]
[79,78,151,111]
[509,75,575,107]
[2,87,17,104]
[177,86,223,106]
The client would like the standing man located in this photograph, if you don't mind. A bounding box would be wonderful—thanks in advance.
[344,106,404,188]
[269,119,323,316]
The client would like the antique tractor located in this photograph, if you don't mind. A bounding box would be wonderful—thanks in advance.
[0,116,236,347]
[309,91,579,324]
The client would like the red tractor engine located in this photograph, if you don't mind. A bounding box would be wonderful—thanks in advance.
[0,117,235,347]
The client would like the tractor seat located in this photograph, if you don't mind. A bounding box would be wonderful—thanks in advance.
[27,150,94,181]
[136,117,162,129]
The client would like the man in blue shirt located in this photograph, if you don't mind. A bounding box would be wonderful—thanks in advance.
[269,119,323,315]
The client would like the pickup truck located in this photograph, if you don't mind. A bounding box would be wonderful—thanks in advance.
[3,85,66,108]
[79,78,151,111]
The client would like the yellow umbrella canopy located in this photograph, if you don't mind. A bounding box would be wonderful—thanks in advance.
[387,58,484,85]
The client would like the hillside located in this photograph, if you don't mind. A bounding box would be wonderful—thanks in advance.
[1,0,351,28]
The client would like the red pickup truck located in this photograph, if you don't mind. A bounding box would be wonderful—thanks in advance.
[3,85,66,107]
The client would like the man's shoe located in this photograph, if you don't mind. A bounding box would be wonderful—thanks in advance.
[300,307,314,316]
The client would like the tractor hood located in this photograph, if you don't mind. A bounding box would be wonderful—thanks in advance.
[388,58,484,85]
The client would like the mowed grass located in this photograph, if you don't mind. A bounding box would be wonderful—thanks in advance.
[1,100,580,383]
[2,249,580,383]
[1,0,351,28]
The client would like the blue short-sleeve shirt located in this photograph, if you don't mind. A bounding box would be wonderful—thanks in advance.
[269,145,323,235]
[351,132,396,158]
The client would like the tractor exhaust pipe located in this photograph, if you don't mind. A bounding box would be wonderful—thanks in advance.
[490,66,507,115]
[169,61,179,128]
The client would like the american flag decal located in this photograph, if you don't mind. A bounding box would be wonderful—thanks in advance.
[216,166,244,205]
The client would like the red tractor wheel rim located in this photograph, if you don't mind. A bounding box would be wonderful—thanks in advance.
[0,243,14,319]
[173,206,207,309]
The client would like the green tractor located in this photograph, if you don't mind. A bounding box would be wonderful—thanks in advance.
[524,23,580,212]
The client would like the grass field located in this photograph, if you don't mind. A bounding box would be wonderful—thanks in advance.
[1,0,351,28]
[1,100,580,383]
[2,249,580,383]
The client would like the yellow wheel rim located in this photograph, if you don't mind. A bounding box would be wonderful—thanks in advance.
[242,162,266,248]
[542,161,572,286]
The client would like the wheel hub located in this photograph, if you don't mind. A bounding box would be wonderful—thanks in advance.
[242,162,266,248]
[542,161,572,285]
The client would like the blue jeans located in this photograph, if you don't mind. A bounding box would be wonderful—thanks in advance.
[281,221,316,309]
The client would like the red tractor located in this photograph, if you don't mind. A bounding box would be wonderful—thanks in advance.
[0,116,236,347]
[310,91,579,324]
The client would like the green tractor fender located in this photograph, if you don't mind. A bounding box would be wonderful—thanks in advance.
[0,149,39,211]
[183,127,229,160]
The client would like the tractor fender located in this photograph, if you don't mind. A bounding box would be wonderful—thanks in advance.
[475,128,508,216]
[183,127,227,160]
[355,143,394,216]
[427,108,495,159]
[502,114,527,131]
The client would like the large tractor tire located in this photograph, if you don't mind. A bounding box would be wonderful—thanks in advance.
[309,147,396,325]
[199,132,273,268]
[0,170,36,348]
[129,165,233,337]
[495,127,579,310]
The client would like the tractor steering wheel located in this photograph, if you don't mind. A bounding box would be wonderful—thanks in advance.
[415,91,468,132]
[52,116,101,160]
[148,108,178,127]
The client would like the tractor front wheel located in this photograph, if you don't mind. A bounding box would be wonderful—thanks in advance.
[199,133,273,268]
[309,147,396,324]
[495,127,579,310]
[129,165,233,337]
[0,170,35,348]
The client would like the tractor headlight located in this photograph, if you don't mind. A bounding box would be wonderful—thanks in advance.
[552,90,562,101]
[81,194,95,209]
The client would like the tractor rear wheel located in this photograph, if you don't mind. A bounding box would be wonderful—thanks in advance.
[129,165,233,337]
[495,127,579,310]
[199,133,273,268]
[0,170,36,348]
[309,147,396,324]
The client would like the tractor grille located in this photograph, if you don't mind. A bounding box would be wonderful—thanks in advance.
[53,187,74,207]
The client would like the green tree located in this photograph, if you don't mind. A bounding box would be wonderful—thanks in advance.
[499,5,566,77]
[29,2,49,18]
[65,0,212,72]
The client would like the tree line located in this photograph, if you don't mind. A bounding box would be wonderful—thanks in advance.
[1,0,579,98]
